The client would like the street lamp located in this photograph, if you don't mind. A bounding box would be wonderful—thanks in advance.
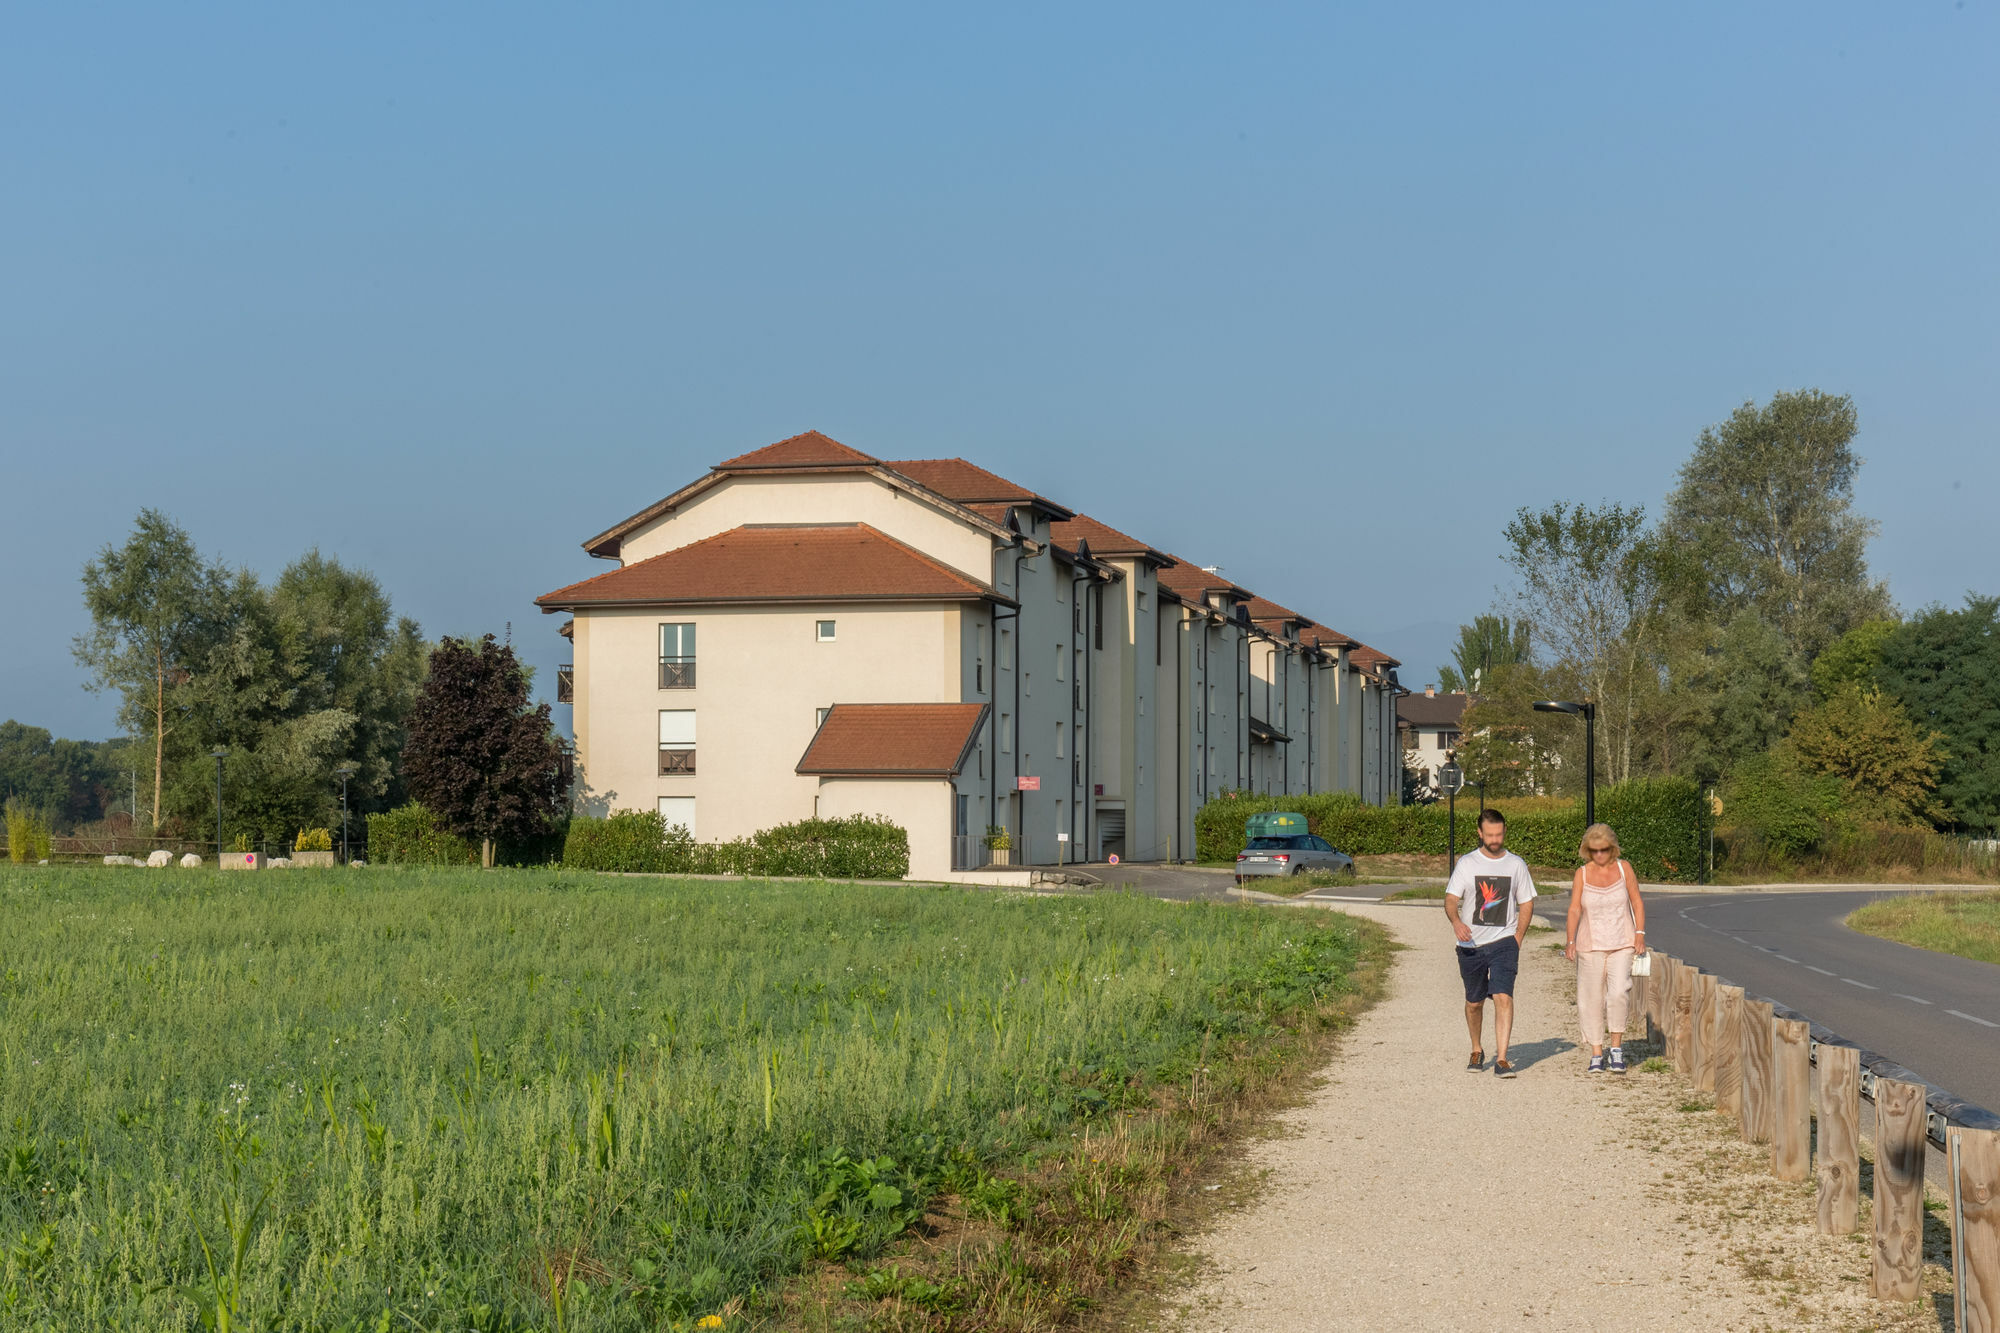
[1532,700,1596,826]
[1438,761,1466,867]
[210,748,228,861]
[334,764,356,864]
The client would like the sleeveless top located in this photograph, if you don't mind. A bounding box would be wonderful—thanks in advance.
[1575,859,1637,952]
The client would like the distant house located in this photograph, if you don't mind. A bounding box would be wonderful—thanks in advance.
[1398,687,1470,797]
[536,431,1408,879]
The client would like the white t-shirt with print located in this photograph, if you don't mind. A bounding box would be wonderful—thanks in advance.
[1447,848,1538,948]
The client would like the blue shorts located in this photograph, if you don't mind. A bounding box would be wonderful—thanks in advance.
[1456,936,1520,1003]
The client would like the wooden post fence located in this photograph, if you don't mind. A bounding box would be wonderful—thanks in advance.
[1953,1127,2000,1331]
[1715,984,1744,1119]
[1816,1044,1860,1234]
[1872,1077,1927,1302]
[1692,972,1716,1093]
[1630,962,1648,1048]
[1773,1017,1812,1182]
[1740,998,1774,1144]
[1650,954,1670,1052]
[1673,961,1695,1071]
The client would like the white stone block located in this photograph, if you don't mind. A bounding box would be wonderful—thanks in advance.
[147,850,173,868]
[179,853,203,868]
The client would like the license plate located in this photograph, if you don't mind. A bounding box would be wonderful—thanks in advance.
[1244,856,1269,862]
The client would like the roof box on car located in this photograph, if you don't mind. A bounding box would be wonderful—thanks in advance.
[1245,811,1309,838]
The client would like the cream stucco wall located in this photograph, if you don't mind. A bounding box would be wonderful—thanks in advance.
[616,473,996,582]
[570,601,964,842]
[814,778,956,880]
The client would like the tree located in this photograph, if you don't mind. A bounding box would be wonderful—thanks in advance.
[1811,618,1900,698]
[1663,389,1892,664]
[0,721,116,831]
[1785,687,1944,826]
[1437,615,1530,693]
[1876,596,2000,832]
[72,511,228,831]
[1675,611,1809,785]
[401,635,565,866]
[1501,500,1660,782]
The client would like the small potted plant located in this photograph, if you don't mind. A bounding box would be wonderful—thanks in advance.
[291,827,337,869]
[983,824,1012,866]
[222,832,266,871]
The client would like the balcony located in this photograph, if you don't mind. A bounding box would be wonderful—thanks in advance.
[659,657,697,689]
[658,748,696,776]
[556,664,574,704]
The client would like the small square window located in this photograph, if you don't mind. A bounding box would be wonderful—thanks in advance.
[815,707,831,730]
[816,620,837,642]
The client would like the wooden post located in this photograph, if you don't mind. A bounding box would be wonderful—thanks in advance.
[1672,962,1694,1071]
[1692,973,1715,1093]
[1629,964,1648,1048]
[1715,985,1744,1119]
[1773,1017,1812,1182]
[1872,1077,1927,1302]
[1953,1127,2000,1332]
[1740,998,1775,1144]
[1815,1044,1860,1233]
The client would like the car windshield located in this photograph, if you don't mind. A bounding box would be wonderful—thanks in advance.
[1246,836,1310,850]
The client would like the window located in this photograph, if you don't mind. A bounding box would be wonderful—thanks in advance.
[999,628,1013,670]
[658,710,696,775]
[816,619,837,642]
[1055,721,1066,760]
[815,707,831,730]
[659,623,696,689]
[1093,585,1103,650]
[1137,591,1148,614]
[658,796,696,839]
[1055,646,1066,682]
[976,661,984,693]
[999,713,1013,753]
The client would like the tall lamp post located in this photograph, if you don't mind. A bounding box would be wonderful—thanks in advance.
[1438,761,1465,868]
[334,764,356,864]
[1531,700,1596,826]
[210,748,228,861]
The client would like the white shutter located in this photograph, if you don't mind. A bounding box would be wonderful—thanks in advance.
[658,796,696,839]
[658,710,696,747]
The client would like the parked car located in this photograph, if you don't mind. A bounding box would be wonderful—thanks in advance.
[1234,833,1355,884]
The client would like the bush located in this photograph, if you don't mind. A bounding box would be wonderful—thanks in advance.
[562,812,911,879]
[1718,753,1846,860]
[4,797,53,864]
[1193,778,1705,882]
[294,827,334,852]
[364,802,478,866]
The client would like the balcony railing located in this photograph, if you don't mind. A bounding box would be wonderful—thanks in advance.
[658,748,696,776]
[556,664,574,703]
[659,658,696,689]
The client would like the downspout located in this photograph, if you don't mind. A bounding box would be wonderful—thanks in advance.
[1237,618,1247,794]
[1070,564,1090,856]
[1010,541,1031,846]
[1176,612,1187,861]
[990,592,1018,844]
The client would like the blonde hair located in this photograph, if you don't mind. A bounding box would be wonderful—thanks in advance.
[1578,822,1621,861]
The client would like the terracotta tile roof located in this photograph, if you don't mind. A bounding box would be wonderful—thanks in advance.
[885,459,1075,520]
[1301,625,1357,651]
[1155,556,1251,606]
[719,430,880,470]
[1398,691,1470,727]
[1245,595,1312,628]
[537,524,995,608]
[1350,644,1403,671]
[797,703,990,777]
[1048,514,1174,567]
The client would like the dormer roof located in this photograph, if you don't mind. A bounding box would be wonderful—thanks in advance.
[883,459,1074,522]
[719,430,879,470]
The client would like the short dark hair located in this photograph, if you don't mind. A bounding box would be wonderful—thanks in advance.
[1477,808,1505,828]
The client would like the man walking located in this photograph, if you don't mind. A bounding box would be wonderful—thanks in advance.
[1445,809,1537,1077]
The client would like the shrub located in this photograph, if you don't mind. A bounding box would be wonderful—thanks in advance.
[365,802,478,866]
[295,828,334,853]
[5,798,53,864]
[562,812,910,879]
[1595,777,1705,882]
[1719,752,1846,860]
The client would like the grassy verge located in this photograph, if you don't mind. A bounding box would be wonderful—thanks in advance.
[0,865,1386,1331]
[1847,890,2000,964]
[1385,885,1448,901]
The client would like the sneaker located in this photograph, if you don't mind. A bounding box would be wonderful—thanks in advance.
[1587,1053,1606,1074]
[1467,1050,1484,1072]
[1608,1047,1627,1074]
[1494,1058,1517,1079]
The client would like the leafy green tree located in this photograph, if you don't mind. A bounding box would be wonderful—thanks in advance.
[1876,596,2000,832]
[0,721,116,831]
[1811,619,1900,697]
[1676,612,1810,784]
[1437,614,1530,693]
[1663,389,1892,663]
[1785,686,1944,826]
[401,635,566,867]
[72,511,230,831]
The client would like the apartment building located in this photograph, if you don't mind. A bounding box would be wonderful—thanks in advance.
[535,431,1405,879]
[1398,687,1471,798]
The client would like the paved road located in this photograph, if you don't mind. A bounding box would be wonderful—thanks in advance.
[1545,888,2000,1113]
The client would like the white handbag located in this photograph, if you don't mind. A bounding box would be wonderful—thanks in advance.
[1630,952,1652,977]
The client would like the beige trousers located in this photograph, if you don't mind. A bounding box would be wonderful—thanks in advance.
[1576,948,1635,1048]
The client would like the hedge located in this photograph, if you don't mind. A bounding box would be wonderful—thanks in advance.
[562,811,911,880]
[364,802,568,868]
[1194,777,1704,882]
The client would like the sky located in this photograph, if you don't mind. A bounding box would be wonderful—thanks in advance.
[4,3,1995,739]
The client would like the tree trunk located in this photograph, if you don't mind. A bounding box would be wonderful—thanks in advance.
[481,837,494,869]
[152,647,165,833]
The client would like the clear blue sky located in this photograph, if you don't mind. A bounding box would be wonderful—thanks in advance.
[5,3,1995,738]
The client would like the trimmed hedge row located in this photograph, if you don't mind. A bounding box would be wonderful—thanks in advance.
[562,810,911,880]
[1194,777,1705,882]
[363,802,568,867]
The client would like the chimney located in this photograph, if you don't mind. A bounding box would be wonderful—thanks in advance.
[1425,685,1436,698]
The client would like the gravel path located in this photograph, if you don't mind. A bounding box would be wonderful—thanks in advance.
[1165,903,1766,1331]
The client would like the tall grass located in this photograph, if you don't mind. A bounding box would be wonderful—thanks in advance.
[1720,825,2000,883]
[0,865,1372,1329]
[1847,891,2000,964]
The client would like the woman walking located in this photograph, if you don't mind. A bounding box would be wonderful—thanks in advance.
[1564,823,1647,1074]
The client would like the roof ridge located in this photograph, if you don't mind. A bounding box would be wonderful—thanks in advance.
[844,522,992,594]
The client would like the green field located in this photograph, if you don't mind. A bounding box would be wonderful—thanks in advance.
[0,865,1376,1330]
[1847,890,2000,965]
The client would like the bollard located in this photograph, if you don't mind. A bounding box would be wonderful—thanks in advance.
[1815,1044,1860,1234]
[1739,998,1775,1144]
[1872,1077,1927,1302]
[1692,973,1716,1094]
[1773,1017,1812,1182]
[1953,1127,2000,1331]
[1715,985,1744,1119]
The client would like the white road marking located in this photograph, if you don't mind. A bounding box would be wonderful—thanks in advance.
[1806,965,1836,976]
[1732,936,1750,944]
[1948,1009,2000,1029]
[1774,955,1800,964]
[1841,978,1877,989]
[1894,994,1933,1005]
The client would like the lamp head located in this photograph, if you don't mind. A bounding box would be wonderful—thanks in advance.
[334,764,356,777]
[1532,700,1582,716]
[210,747,229,759]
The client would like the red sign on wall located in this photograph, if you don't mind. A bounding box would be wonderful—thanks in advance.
[1016,775,1041,791]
